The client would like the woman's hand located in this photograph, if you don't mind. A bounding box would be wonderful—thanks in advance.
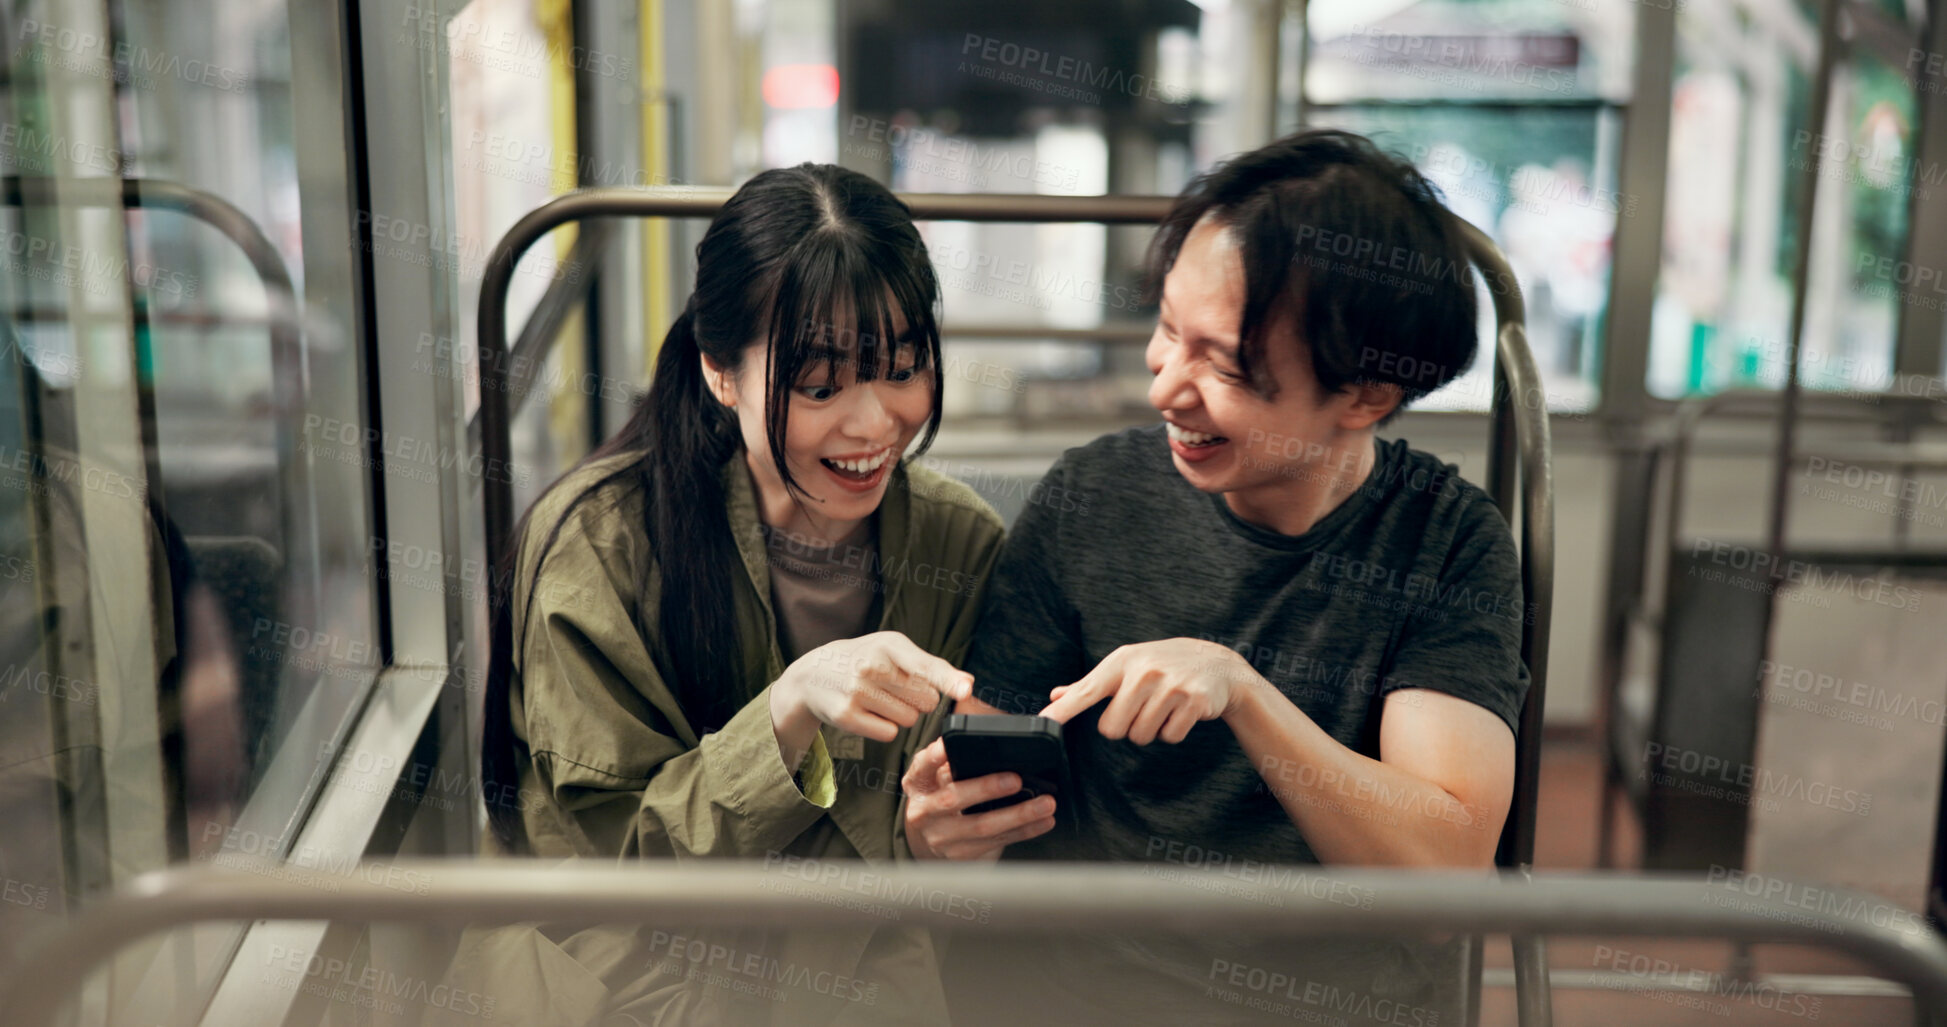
[771,632,972,767]
[902,738,1057,861]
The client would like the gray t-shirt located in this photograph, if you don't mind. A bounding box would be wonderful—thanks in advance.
[948,424,1526,1026]
[969,423,1529,865]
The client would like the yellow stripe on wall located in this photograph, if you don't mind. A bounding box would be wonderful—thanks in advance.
[537,0,585,459]
[538,0,578,248]
[643,0,672,373]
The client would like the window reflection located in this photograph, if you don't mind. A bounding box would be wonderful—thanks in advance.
[0,0,380,912]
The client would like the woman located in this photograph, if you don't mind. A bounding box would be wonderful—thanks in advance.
[445,164,1007,1026]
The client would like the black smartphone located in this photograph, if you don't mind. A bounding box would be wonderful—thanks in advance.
[941,713,1066,815]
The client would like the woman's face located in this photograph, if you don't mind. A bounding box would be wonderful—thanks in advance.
[707,318,935,534]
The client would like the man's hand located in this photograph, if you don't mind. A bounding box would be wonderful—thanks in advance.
[902,739,1057,860]
[1037,639,1264,744]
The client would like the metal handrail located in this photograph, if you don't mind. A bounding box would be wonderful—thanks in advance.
[4,864,1944,1027]
[1664,391,1947,561]
[474,187,1556,1025]
[941,322,1154,342]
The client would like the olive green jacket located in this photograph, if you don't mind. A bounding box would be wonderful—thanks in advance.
[438,449,1004,1026]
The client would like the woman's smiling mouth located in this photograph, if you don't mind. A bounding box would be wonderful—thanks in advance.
[819,447,896,490]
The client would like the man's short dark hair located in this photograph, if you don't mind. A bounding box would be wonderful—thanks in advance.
[1144,129,1481,420]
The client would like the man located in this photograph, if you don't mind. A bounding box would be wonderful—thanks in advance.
[903,129,1531,1024]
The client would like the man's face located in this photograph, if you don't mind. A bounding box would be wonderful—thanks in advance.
[1145,217,1377,508]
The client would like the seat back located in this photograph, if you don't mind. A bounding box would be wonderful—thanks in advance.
[1453,219,1556,1027]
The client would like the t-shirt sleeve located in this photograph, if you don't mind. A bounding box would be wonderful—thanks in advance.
[1379,497,1531,734]
[966,455,1089,716]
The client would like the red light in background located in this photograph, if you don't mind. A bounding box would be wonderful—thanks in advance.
[762,64,840,109]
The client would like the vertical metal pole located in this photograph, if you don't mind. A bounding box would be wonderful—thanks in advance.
[1588,0,1677,882]
[1596,0,1678,428]
[1252,0,1283,145]
[1758,1,1842,734]
[1769,1,1842,571]
[1288,0,1309,129]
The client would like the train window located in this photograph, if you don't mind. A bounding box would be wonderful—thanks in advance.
[0,0,378,930]
[445,0,594,514]
[1646,6,1920,399]
[1821,51,1919,390]
[1301,0,1627,414]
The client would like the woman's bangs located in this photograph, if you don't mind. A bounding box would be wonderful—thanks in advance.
[766,239,940,385]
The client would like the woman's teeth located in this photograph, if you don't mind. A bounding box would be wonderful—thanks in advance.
[822,449,892,474]
[1166,423,1225,447]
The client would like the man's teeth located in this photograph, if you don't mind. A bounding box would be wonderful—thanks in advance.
[826,450,891,474]
[1166,423,1224,446]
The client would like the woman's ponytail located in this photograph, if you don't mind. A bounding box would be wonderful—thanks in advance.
[642,300,746,732]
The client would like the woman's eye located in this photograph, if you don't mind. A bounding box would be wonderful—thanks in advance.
[888,365,921,384]
[797,383,839,401]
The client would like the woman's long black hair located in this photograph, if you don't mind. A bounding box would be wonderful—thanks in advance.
[482,164,944,851]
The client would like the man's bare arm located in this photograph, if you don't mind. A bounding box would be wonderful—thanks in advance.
[1225,685,1514,867]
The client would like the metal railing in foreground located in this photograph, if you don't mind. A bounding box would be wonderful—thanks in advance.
[4,864,1944,1026]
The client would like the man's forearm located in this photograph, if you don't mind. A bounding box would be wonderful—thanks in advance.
[1224,682,1498,866]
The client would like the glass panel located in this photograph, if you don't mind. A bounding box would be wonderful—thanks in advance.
[1304,105,1616,413]
[1647,7,1921,399]
[1298,0,1632,413]
[0,307,76,971]
[1823,53,1919,391]
[1872,0,1915,25]
[110,0,380,845]
[647,1,1240,431]
[0,0,378,977]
